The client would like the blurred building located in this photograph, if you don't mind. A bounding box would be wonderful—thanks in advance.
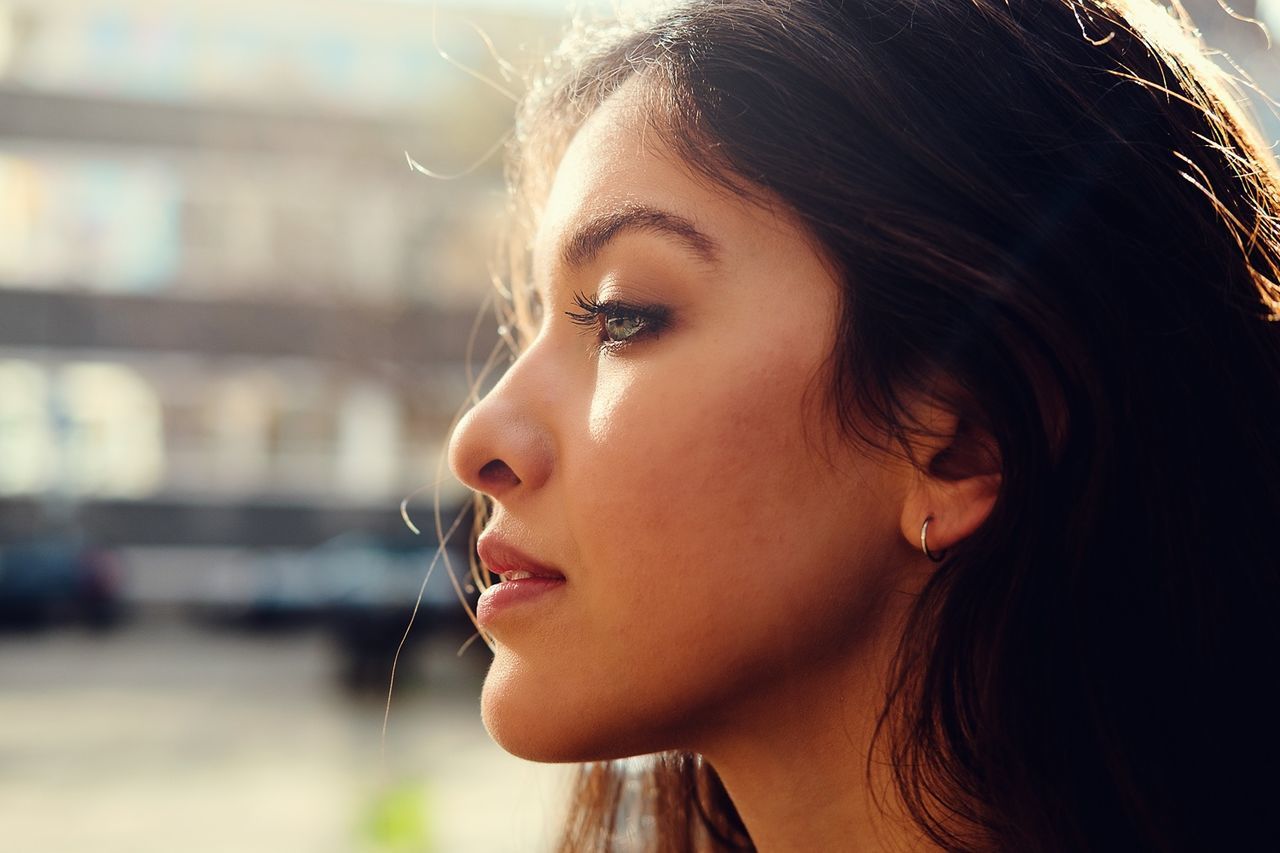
[0,0,560,553]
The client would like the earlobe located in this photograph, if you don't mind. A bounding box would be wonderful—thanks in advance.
[897,396,1002,560]
[902,474,1000,560]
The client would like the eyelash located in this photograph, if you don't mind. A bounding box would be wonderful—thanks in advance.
[564,291,671,350]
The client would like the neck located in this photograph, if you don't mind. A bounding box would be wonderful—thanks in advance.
[693,598,943,853]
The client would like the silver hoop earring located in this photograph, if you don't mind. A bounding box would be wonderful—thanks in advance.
[920,514,947,562]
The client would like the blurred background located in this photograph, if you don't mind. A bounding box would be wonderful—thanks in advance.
[0,1,1275,851]
[0,0,584,850]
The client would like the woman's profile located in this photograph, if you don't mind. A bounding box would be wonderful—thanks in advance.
[443,1,1280,850]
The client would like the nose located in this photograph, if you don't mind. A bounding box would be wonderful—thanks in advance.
[447,351,555,501]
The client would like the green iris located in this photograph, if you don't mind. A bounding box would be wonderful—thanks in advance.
[604,314,645,342]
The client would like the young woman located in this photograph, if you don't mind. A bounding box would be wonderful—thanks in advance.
[444,1,1280,850]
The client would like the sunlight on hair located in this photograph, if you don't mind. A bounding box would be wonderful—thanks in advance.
[430,2,519,101]
[1212,0,1273,50]
[404,136,513,182]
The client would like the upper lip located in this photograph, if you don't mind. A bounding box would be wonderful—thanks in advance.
[476,534,566,581]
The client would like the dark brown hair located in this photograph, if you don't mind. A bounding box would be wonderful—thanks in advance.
[493,1,1280,849]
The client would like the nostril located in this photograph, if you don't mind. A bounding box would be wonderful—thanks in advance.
[478,459,521,491]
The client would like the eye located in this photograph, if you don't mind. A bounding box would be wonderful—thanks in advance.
[565,291,670,349]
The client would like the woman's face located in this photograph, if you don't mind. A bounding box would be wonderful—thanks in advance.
[448,79,919,762]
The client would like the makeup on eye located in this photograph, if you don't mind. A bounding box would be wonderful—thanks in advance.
[564,290,672,349]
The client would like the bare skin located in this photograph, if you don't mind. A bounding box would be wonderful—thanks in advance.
[448,77,998,852]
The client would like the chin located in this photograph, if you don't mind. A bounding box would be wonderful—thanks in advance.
[480,679,599,762]
[479,657,671,763]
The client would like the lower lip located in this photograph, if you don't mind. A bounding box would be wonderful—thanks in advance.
[476,577,566,629]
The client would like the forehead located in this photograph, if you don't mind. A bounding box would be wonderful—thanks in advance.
[531,78,808,283]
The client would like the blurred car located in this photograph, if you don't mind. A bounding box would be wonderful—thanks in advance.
[191,531,478,688]
[321,532,480,690]
[193,532,472,622]
[0,535,125,629]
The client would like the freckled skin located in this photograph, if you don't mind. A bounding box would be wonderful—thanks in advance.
[447,79,920,764]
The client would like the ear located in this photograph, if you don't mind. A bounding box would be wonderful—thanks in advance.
[898,395,1001,561]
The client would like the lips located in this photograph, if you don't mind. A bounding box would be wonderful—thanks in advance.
[474,535,567,630]
[476,535,566,582]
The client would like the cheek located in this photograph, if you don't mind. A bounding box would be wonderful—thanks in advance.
[565,333,876,671]
[579,341,812,551]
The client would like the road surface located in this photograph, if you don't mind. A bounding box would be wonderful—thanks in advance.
[0,619,572,853]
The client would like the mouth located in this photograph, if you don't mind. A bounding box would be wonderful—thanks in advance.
[476,535,567,582]
[497,569,558,582]
[475,538,568,630]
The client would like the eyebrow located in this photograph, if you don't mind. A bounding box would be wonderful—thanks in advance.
[560,203,720,271]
